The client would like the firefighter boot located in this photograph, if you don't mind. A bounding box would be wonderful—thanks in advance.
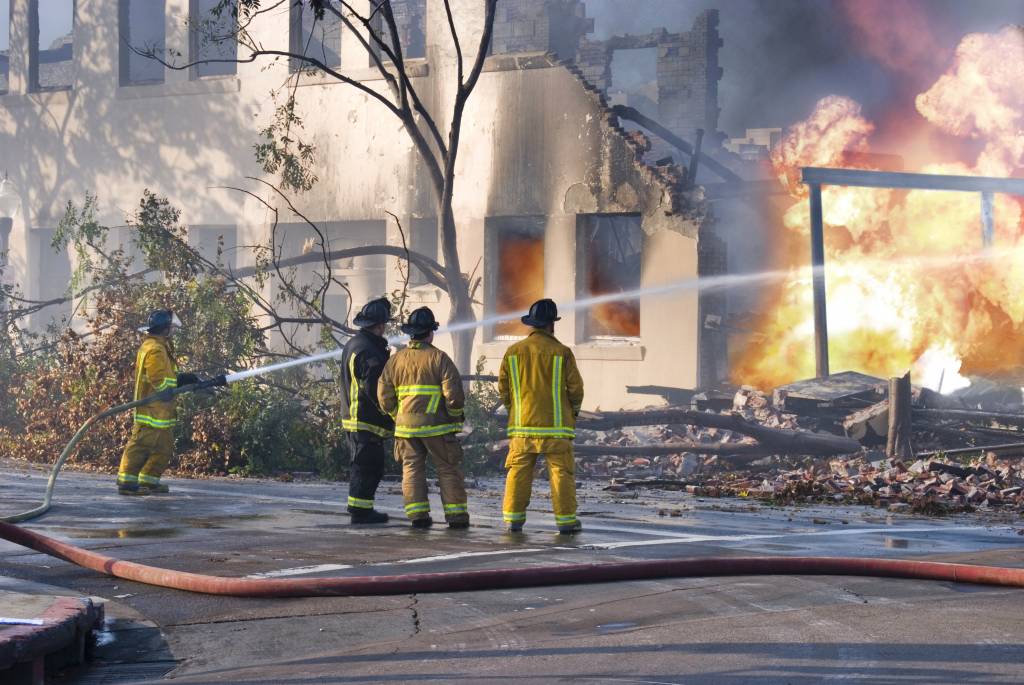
[411,516,433,529]
[349,508,390,524]
[138,483,170,495]
[558,520,583,535]
[117,484,145,496]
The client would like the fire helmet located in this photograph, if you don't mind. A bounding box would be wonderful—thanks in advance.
[353,297,393,328]
[401,307,440,338]
[521,298,561,328]
[138,309,182,334]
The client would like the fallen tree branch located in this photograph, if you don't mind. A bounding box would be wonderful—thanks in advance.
[577,409,861,456]
[913,408,1024,424]
[573,443,768,457]
[915,441,1024,459]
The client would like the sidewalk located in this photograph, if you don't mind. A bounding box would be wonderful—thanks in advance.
[0,579,104,685]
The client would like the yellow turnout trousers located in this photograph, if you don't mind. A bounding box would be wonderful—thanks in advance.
[118,424,174,488]
[394,434,469,523]
[502,437,577,528]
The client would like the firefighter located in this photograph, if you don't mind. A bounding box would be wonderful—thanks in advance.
[341,298,396,524]
[117,309,199,496]
[498,299,585,534]
[378,307,469,529]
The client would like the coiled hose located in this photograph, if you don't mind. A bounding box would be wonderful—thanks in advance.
[2,377,1023,597]
[0,376,226,523]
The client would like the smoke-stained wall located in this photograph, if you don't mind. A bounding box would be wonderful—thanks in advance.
[1,0,716,408]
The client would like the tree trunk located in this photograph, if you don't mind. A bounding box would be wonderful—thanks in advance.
[439,177,475,374]
[886,371,914,459]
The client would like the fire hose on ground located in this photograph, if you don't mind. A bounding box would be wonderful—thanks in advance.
[2,366,1024,597]
[2,519,1024,596]
[0,375,227,524]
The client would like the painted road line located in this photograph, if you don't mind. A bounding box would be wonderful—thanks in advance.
[241,525,1005,578]
[246,548,560,578]
[246,563,354,579]
[581,525,997,550]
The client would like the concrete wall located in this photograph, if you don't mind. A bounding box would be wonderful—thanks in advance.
[0,0,709,410]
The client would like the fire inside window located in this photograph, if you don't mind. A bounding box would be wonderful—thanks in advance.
[578,214,642,339]
[290,0,343,71]
[488,217,544,339]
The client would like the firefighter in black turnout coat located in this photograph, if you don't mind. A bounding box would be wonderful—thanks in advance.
[340,298,395,523]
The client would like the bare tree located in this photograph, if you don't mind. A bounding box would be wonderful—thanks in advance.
[137,0,498,370]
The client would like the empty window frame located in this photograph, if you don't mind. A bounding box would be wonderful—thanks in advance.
[119,0,165,85]
[29,0,75,92]
[577,214,642,339]
[32,228,72,331]
[406,217,438,287]
[371,0,426,62]
[276,220,387,328]
[0,1,9,94]
[189,225,238,269]
[0,217,11,269]
[190,0,237,78]
[486,216,544,339]
[289,0,342,72]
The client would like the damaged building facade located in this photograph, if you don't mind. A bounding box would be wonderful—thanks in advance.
[0,0,726,410]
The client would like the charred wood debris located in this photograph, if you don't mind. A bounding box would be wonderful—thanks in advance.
[504,371,1024,514]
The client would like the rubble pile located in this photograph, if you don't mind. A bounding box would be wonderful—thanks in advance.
[681,454,1024,513]
[575,373,1024,514]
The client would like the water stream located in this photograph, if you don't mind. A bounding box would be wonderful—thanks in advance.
[223,250,1006,385]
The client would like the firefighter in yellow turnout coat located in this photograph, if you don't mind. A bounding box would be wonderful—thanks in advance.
[117,310,198,495]
[499,299,585,534]
[378,307,469,529]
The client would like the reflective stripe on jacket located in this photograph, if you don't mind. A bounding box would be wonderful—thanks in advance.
[340,329,395,437]
[133,335,178,429]
[378,341,464,438]
[498,330,584,439]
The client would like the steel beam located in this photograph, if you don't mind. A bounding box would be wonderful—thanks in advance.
[808,183,829,378]
[801,167,1024,195]
[981,192,995,246]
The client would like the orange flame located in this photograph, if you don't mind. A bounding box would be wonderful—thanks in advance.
[733,27,1024,389]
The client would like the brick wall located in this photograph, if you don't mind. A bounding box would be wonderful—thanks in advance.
[573,10,723,142]
[490,0,593,58]
[697,214,728,387]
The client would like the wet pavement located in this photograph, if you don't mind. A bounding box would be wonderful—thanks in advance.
[2,464,1024,683]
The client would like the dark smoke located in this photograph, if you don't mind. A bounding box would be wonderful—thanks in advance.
[585,0,1023,138]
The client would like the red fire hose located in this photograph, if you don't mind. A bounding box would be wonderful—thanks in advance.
[3,521,1023,598]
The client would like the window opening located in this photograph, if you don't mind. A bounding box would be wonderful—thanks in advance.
[189,225,238,269]
[578,214,642,339]
[407,218,437,287]
[290,0,342,71]
[30,0,75,91]
[191,0,238,78]
[0,2,10,94]
[120,0,165,85]
[486,217,544,339]
[372,0,426,62]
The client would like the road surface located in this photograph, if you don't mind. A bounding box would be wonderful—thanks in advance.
[2,464,1023,684]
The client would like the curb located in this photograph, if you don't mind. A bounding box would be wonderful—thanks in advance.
[0,594,104,685]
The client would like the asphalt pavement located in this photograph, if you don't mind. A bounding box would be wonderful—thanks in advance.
[2,463,1024,684]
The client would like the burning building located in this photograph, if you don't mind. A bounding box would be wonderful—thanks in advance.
[0,0,729,410]
[732,24,1024,393]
